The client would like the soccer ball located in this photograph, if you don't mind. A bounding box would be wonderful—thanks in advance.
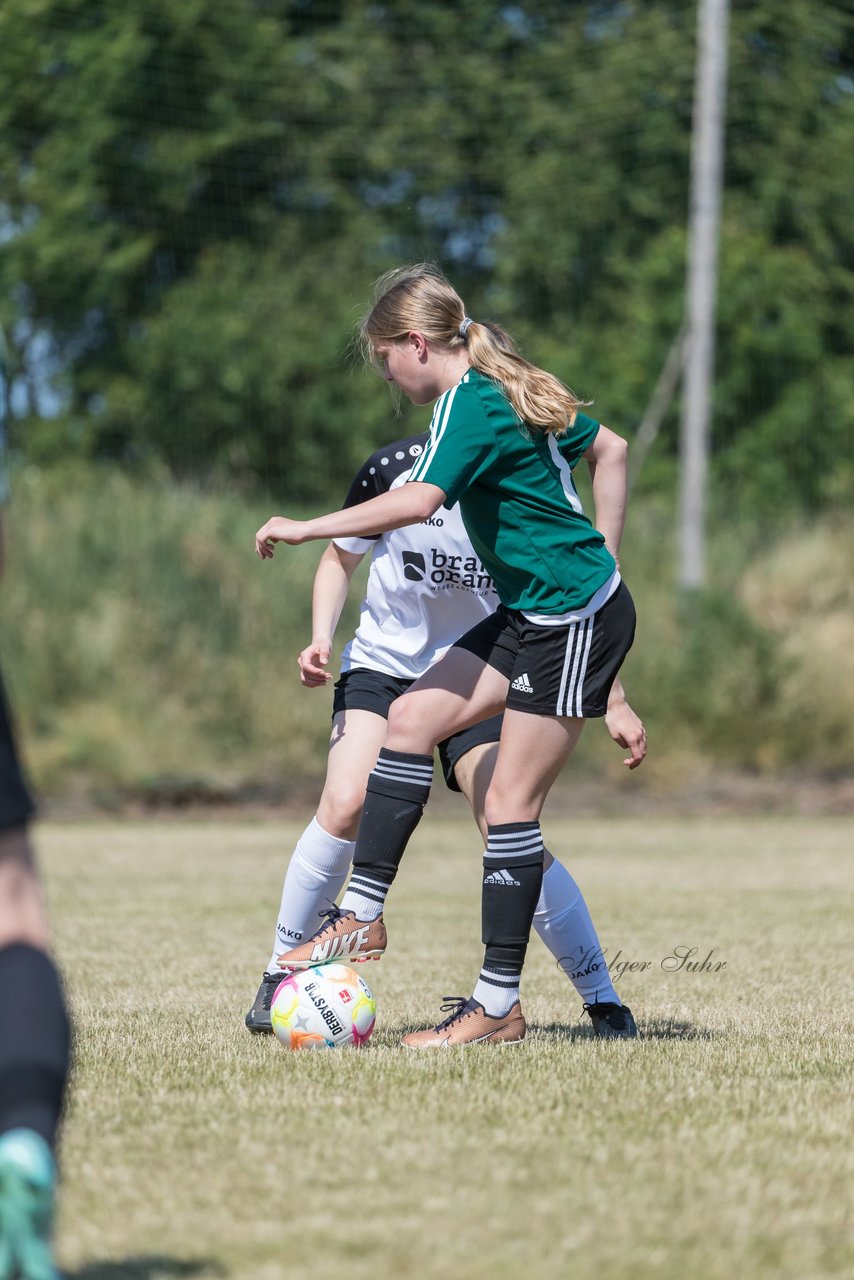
[270,964,377,1050]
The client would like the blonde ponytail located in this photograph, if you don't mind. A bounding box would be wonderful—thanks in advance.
[463,321,586,435]
[360,263,587,435]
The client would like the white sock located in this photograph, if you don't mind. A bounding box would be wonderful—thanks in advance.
[338,870,390,923]
[472,967,521,1017]
[533,859,621,1006]
[266,818,355,970]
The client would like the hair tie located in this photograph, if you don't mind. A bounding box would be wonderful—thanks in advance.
[459,316,473,337]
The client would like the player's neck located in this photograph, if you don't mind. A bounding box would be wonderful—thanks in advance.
[432,350,471,397]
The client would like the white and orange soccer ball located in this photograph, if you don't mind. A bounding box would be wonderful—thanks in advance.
[270,964,377,1051]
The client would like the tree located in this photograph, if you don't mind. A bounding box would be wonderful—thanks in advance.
[0,0,850,509]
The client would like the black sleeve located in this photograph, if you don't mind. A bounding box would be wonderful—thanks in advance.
[341,433,430,510]
[341,454,387,509]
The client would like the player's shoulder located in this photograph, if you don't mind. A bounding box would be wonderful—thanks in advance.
[348,433,429,494]
[570,410,600,434]
[436,370,497,426]
[358,432,428,471]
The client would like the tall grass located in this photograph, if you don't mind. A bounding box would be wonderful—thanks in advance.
[1,464,361,803]
[2,465,851,804]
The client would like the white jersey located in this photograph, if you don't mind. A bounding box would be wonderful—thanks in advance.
[335,434,499,680]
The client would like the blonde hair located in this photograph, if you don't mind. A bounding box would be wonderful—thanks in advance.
[360,263,586,435]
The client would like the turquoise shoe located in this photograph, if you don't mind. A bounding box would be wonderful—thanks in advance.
[0,1129,59,1280]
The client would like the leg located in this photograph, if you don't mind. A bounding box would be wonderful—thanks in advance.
[470,712,584,1019]
[0,569,67,1279]
[246,710,388,1031]
[449,740,497,844]
[0,830,69,1280]
[0,675,70,1152]
[337,648,507,917]
[409,593,641,1044]
[0,828,49,951]
[534,859,623,1006]
[484,709,585,826]
[384,646,508,753]
[273,650,509,971]
[452,736,625,1013]
[315,710,393,841]
[0,826,69,1146]
[483,715,638,1034]
[268,709,389,961]
[0,675,48,952]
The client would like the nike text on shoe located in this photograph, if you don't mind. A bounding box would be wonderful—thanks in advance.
[276,906,387,971]
[244,971,286,1033]
[0,1128,59,1280]
[583,1001,639,1039]
[402,997,527,1049]
[510,672,534,693]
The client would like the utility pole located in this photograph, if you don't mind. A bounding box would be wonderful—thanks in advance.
[678,0,730,589]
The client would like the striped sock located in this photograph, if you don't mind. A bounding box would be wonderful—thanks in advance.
[339,748,434,922]
[477,821,545,1015]
[339,866,394,922]
[473,963,521,1018]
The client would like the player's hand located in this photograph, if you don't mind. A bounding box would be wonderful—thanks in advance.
[298,640,332,687]
[255,517,308,558]
[605,697,647,769]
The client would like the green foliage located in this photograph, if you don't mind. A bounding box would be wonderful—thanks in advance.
[0,1,851,509]
[649,588,786,764]
[1,467,851,804]
[0,465,358,802]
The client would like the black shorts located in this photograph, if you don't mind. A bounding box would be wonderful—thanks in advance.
[453,582,637,718]
[332,667,502,793]
[0,671,36,831]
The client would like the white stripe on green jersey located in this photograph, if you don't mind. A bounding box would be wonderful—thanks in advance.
[409,383,460,483]
[407,368,616,614]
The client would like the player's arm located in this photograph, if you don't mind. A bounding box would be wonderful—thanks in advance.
[605,675,647,769]
[583,426,628,560]
[255,482,445,558]
[298,542,365,687]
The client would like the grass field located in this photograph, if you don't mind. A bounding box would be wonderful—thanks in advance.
[41,814,852,1280]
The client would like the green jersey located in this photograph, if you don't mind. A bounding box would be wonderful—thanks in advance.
[407,368,615,614]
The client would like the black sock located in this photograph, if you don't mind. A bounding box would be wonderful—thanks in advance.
[0,943,71,1150]
[481,821,545,976]
[340,749,434,916]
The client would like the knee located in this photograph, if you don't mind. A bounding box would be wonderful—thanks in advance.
[386,694,433,751]
[484,786,542,829]
[0,833,50,950]
[0,826,36,872]
[316,784,364,841]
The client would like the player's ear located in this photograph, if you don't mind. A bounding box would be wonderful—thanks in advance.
[408,330,429,359]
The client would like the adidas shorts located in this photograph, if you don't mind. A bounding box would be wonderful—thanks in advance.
[332,666,502,793]
[0,671,36,831]
[452,582,637,719]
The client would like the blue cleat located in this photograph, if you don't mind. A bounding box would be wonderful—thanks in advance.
[0,1129,59,1280]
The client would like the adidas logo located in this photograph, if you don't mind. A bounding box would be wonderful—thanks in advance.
[484,869,521,887]
[511,672,534,693]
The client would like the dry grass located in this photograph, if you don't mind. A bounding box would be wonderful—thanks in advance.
[40,814,853,1280]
